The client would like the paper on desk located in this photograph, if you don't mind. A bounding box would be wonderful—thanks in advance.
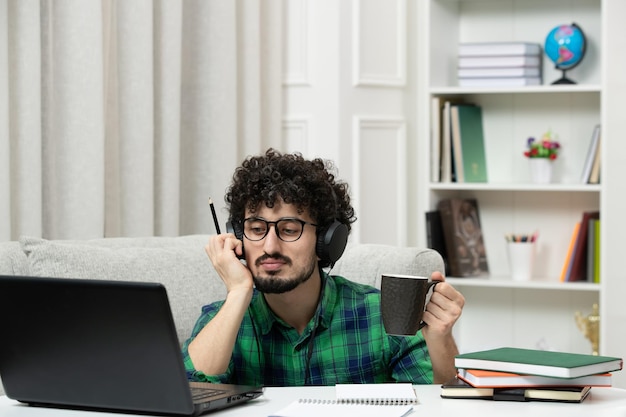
[336,383,417,403]
[268,399,414,417]
[269,383,417,417]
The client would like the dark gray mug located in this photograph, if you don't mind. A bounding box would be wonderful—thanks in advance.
[380,274,438,336]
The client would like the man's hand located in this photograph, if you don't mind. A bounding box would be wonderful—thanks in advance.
[189,234,255,375]
[205,234,253,294]
[422,271,464,337]
[422,271,465,383]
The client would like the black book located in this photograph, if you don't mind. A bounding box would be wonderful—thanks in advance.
[441,377,591,403]
[425,210,450,275]
[436,198,489,277]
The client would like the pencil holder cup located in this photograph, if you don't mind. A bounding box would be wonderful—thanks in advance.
[507,242,535,281]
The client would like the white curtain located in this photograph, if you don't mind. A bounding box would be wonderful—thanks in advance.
[0,0,283,241]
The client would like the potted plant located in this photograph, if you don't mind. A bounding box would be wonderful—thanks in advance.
[524,130,560,183]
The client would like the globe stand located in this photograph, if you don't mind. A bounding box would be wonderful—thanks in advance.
[551,69,576,85]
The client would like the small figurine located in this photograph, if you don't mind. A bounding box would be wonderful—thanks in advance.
[575,303,599,355]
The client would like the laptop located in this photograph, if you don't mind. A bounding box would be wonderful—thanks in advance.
[0,275,263,416]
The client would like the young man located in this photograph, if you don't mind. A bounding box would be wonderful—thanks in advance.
[183,149,465,386]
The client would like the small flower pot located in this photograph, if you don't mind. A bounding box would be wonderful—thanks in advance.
[529,158,552,184]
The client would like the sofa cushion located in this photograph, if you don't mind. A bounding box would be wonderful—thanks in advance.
[0,241,29,276]
[332,243,444,288]
[19,236,224,345]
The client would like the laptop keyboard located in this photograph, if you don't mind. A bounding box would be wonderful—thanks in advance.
[190,386,226,401]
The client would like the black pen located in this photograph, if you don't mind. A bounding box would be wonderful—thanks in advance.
[208,198,221,234]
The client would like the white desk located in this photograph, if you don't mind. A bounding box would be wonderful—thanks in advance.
[2,385,626,416]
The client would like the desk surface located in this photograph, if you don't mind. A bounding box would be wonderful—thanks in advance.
[2,385,626,416]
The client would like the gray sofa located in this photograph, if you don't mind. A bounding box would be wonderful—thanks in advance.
[0,235,444,396]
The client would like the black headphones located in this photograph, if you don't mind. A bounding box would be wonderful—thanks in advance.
[315,219,349,268]
[226,217,348,268]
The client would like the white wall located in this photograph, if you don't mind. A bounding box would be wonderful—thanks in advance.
[282,0,414,247]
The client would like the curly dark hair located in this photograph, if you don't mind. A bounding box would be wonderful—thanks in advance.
[226,149,356,232]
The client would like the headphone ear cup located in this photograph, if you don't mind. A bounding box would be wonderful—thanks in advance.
[226,220,243,240]
[316,220,348,268]
[226,221,245,260]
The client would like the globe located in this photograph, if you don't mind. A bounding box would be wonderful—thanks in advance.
[544,23,586,84]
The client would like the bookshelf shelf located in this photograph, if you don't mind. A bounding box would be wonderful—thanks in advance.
[416,0,611,364]
[430,85,602,96]
[429,183,601,192]
[446,277,600,292]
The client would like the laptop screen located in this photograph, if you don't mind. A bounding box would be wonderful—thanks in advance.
[0,275,203,415]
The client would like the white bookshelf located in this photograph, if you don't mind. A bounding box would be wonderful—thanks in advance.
[415,0,623,375]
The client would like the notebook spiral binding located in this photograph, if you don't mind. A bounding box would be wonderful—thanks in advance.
[297,398,417,405]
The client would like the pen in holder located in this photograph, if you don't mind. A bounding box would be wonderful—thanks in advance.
[505,232,538,281]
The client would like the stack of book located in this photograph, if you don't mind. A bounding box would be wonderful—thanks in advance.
[442,347,623,403]
[457,42,543,87]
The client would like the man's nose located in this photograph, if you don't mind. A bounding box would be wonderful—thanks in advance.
[262,224,281,251]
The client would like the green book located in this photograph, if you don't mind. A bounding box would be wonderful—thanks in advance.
[451,104,488,183]
[455,347,623,379]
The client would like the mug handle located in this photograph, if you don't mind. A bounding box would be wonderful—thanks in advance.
[417,281,439,330]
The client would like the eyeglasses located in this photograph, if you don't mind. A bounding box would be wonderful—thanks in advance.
[242,217,317,242]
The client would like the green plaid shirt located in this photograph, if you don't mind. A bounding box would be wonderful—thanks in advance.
[182,273,433,386]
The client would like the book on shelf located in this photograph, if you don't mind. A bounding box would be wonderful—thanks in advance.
[588,129,602,184]
[457,368,612,388]
[458,77,542,87]
[438,97,466,183]
[437,198,489,277]
[593,219,601,283]
[454,347,623,379]
[580,219,601,283]
[458,42,542,57]
[270,383,416,417]
[441,100,452,183]
[449,105,464,183]
[568,211,600,282]
[430,96,443,182]
[425,210,450,275]
[587,218,598,283]
[450,104,488,183]
[458,55,541,68]
[458,67,541,78]
[559,221,581,282]
[440,377,592,403]
[440,99,461,183]
[580,124,601,183]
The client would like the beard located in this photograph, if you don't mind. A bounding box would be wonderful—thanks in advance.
[252,252,318,294]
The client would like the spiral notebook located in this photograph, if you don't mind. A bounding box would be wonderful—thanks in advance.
[269,383,417,417]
